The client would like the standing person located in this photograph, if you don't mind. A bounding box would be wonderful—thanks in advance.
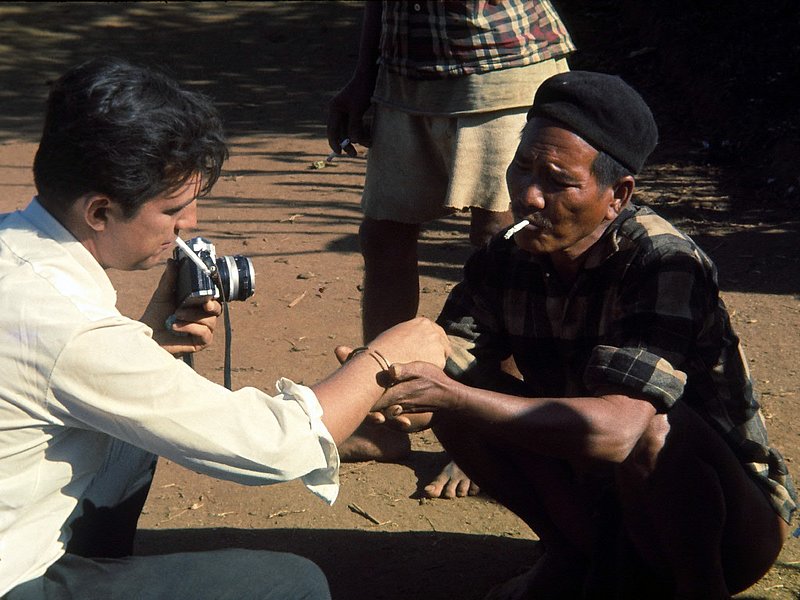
[327,0,575,497]
[372,71,797,597]
[0,57,450,600]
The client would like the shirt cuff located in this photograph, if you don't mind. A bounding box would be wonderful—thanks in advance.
[276,378,340,504]
[583,345,687,412]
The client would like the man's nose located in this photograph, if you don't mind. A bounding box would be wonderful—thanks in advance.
[520,180,546,211]
[176,201,198,232]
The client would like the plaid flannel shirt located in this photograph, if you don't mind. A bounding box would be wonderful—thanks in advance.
[439,204,797,523]
[379,0,575,78]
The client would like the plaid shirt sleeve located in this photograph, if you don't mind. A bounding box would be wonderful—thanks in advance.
[438,245,514,384]
[584,346,687,412]
[584,242,716,412]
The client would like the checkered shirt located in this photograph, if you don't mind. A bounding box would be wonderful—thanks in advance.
[378,0,575,78]
[439,204,797,523]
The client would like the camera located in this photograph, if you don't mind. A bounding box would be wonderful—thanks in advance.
[174,237,255,307]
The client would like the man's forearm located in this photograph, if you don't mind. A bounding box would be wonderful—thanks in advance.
[354,0,382,77]
[448,385,657,464]
[312,348,388,444]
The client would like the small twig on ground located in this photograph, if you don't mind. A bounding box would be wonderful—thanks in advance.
[267,509,307,519]
[348,503,388,525]
[280,214,303,222]
[288,291,306,308]
[424,515,437,533]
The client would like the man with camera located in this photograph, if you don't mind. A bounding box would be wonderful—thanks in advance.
[0,58,449,600]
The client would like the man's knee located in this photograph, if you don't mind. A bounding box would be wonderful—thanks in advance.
[182,549,331,600]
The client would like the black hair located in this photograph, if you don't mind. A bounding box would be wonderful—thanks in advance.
[33,57,228,218]
[591,150,632,189]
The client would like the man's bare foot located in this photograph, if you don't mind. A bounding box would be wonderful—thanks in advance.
[338,421,411,463]
[424,460,480,498]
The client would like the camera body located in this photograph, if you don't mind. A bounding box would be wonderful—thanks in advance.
[174,237,255,307]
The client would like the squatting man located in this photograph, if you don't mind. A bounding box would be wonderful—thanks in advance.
[368,70,797,599]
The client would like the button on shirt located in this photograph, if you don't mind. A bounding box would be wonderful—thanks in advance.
[0,199,340,594]
[439,204,797,524]
[378,0,575,78]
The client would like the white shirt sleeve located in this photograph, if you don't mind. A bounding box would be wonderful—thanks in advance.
[47,317,341,504]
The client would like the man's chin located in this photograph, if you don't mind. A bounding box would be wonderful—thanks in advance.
[514,230,549,254]
[131,255,169,271]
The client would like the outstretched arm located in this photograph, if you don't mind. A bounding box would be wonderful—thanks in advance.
[375,361,657,465]
[311,318,450,445]
[326,1,382,154]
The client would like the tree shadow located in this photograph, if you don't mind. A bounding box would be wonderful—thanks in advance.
[1,1,798,295]
[0,1,364,142]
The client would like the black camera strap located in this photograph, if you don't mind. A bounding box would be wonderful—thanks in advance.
[221,300,233,390]
[212,267,234,391]
[181,269,235,391]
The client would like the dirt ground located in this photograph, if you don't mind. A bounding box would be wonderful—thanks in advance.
[1,2,798,599]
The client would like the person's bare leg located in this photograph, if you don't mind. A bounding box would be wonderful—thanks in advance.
[338,218,421,463]
[421,207,515,497]
[617,402,789,598]
[469,206,513,246]
[359,217,420,343]
[336,420,411,462]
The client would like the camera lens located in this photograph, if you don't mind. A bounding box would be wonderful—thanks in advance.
[216,255,255,302]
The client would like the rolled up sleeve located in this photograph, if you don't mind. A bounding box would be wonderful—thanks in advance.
[275,378,339,504]
[584,344,688,412]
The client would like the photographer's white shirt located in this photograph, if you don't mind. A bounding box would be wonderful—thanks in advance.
[0,199,340,595]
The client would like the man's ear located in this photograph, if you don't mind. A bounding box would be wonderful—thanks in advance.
[606,175,635,220]
[83,194,113,232]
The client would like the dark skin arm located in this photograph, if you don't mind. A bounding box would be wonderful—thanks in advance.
[375,361,657,464]
[326,0,382,155]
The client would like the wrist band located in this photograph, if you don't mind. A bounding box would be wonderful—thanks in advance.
[345,346,391,371]
[345,346,370,363]
[370,349,391,371]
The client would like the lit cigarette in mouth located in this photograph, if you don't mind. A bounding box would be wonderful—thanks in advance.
[504,219,530,239]
[175,236,212,274]
[326,138,351,162]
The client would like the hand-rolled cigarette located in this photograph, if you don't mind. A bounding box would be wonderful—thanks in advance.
[326,138,351,162]
[504,219,530,239]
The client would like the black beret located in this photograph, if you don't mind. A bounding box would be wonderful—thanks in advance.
[527,71,658,174]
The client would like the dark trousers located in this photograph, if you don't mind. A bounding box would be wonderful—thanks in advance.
[4,442,331,600]
[4,549,331,600]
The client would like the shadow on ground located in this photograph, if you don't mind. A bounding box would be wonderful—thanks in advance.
[136,527,540,600]
[0,1,363,142]
[0,1,797,295]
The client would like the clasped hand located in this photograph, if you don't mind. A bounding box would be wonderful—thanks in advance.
[374,361,458,424]
[335,318,457,432]
[140,259,222,356]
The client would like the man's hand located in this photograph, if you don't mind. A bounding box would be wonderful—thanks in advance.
[332,317,449,428]
[141,260,222,356]
[369,317,450,369]
[326,73,374,156]
[373,361,461,415]
[333,343,434,432]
